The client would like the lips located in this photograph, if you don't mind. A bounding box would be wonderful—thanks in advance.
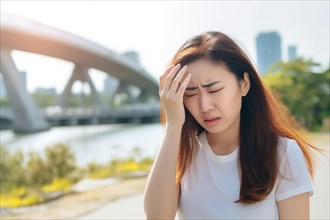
[204,117,221,126]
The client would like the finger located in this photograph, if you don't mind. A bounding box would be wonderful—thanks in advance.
[177,73,191,97]
[159,64,175,92]
[169,65,188,94]
[164,63,181,91]
[160,64,175,78]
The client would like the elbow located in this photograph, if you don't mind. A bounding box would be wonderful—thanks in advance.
[145,211,176,220]
[144,196,176,219]
[144,196,162,219]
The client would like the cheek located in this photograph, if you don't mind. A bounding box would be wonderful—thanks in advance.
[184,99,198,117]
[224,92,242,113]
[217,89,242,111]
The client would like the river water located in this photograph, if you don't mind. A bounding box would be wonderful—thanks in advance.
[0,123,163,166]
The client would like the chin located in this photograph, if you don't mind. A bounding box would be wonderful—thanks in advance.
[202,125,226,134]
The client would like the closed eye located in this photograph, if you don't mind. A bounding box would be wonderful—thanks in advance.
[184,94,196,97]
[209,88,223,93]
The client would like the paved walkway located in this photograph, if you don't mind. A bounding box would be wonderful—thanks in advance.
[80,193,146,219]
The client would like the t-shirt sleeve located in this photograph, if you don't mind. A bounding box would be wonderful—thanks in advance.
[275,139,314,201]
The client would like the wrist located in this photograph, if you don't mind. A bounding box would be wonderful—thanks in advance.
[165,123,183,132]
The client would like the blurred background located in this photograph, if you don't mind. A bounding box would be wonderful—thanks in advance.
[0,1,329,219]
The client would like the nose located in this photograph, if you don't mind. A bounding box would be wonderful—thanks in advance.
[199,94,214,113]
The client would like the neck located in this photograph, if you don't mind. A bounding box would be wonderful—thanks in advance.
[206,115,240,155]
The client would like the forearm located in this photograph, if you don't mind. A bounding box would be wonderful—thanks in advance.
[144,124,182,219]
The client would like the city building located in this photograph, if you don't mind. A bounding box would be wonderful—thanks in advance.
[288,45,297,61]
[256,31,282,74]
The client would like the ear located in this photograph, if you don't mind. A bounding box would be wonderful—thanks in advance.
[240,72,250,96]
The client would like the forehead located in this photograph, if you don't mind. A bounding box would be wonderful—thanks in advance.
[186,59,234,84]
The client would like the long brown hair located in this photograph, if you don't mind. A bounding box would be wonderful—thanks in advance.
[160,31,319,204]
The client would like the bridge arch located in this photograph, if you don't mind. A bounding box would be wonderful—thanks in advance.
[0,14,159,133]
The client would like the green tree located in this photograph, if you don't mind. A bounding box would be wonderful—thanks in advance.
[31,93,57,108]
[264,58,330,130]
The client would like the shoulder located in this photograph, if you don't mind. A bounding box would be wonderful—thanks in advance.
[277,137,304,164]
[277,136,307,175]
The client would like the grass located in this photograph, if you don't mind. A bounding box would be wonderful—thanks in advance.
[42,178,73,193]
[88,167,114,179]
[87,158,153,179]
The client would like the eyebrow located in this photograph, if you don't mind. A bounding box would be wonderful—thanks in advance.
[186,81,221,91]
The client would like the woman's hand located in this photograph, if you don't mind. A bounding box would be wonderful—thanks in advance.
[159,63,191,127]
[145,63,190,218]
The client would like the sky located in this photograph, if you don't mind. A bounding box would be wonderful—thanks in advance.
[1,1,329,93]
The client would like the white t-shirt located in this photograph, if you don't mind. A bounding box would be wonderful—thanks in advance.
[178,131,313,219]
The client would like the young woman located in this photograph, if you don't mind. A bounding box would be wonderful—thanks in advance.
[144,31,318,219]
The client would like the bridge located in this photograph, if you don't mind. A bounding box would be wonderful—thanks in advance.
[0,14,160,134]
[44,103,160,126]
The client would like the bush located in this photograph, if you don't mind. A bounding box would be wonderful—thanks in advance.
[0,144,79,208]
[0,144,154,208]
[116,159,139,173]
[138,158,153,171]
[0,146,26,192]
[87,162,114,179]
[26,152,53,186]
[44,144,77,179]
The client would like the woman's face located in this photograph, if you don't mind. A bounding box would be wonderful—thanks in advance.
[183,59,250,134]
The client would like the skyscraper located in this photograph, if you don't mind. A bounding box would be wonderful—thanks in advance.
[256,32,282,74]
[288,45,297,61]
